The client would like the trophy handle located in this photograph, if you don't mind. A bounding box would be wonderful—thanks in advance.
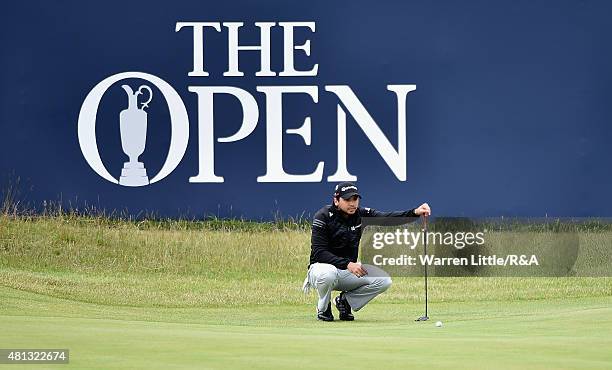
[136,85,153,110]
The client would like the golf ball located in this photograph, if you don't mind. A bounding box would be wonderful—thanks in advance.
[435,321,443,327]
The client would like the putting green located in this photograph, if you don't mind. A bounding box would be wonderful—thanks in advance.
[1,287,610,369]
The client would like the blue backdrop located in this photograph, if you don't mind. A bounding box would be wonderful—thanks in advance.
[1,1,611,219]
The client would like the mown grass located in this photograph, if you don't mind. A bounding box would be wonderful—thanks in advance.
[1,290,608,369]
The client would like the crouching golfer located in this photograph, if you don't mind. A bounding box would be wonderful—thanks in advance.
[303,182,431,321]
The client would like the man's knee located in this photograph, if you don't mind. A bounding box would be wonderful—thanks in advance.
[316,270,338,287]
[313,264,339,288]
[378,277,392,292]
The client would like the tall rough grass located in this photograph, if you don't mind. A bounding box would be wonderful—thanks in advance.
[1,214,611,308]
[0,188,611,308]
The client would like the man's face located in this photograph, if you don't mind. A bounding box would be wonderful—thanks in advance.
[334,195,360,215]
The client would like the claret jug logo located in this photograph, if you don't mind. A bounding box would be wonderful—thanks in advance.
[78,21,416,187]
[118,84,153,186]
[78,72,189,187]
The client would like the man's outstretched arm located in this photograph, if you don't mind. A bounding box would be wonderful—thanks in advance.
[359,203,431,218]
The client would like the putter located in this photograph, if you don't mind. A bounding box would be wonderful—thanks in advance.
[415,215,429,321]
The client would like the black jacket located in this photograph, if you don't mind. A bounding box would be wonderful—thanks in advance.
[309,204,418,269]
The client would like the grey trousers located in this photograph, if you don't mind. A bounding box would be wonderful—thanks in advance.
[303,263,392,313]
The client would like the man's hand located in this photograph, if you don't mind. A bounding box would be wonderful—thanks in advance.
[347,262,368,278]
[414,203,431,217]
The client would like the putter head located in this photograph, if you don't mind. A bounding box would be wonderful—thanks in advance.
[415,316,429,321]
